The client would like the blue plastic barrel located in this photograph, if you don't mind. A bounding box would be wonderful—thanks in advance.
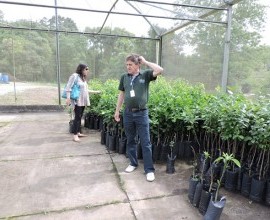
[2,74,9,83]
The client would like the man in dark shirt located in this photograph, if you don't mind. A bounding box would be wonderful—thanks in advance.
[114,54,163,182]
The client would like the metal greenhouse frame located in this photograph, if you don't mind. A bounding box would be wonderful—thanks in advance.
[0,0,242,105]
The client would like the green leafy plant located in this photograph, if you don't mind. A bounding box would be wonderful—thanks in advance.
[90,79,119,124]
[88,78,270,185]
[214,152,241,202]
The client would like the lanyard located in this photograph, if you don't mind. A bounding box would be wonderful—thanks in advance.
[130,74,139,89]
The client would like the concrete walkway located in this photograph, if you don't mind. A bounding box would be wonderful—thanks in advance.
[0,112,269,220]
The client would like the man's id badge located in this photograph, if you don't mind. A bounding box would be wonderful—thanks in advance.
[130,90,135,97]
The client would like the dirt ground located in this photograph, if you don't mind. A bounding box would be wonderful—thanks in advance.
[0,82,63,105]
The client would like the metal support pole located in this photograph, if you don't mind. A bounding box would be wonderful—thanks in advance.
[55,0,61,105]
[156,37,162,66]
[221,3,233,92]
[11,27,17,103]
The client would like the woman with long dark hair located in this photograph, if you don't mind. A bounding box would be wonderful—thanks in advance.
[65,63,90,142]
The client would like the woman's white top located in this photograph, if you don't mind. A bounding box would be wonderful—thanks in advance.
[66,73,90,107]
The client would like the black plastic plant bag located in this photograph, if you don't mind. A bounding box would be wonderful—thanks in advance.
[204,196,226,220]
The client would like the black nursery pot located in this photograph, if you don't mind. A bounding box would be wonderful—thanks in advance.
[166,155,176,174]
[177,141,185,159]
[115,135,119,153]
[99,117,103,131]
[237,168,243,191]
[108,134,116,151]
[212,163,222,180]
[241,172,252,197]
[160,143,168,162]
[193,181,203,207]
[249,175,266,203]
[198,153,210,174]
[118,136,127,154]
[204,195,226,220]
[84,114,90,128]
[266,179,270,206]
[100,130,106,145]
[205,163,221,187]
[188,176,200,203]
[89,114,95,129]
[152,142,161,163]
[224,168,239,191]
[105,131,110,148]
[199,188,212,215]
[94,116,99,130]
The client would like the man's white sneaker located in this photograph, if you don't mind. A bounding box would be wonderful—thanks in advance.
[125,165,137,173]
[146,172,155,182]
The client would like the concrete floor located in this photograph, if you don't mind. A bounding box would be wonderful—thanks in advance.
[0,112,269,220]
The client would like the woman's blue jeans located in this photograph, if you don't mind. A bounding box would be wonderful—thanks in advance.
[123,108,155,174]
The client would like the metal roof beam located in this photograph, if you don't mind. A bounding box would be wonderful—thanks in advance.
[96,0,119,34]
[125,0,160,36]
[126,0,227,11]
[0,25,158,40]
[161,0,243,36]
[0,1,226,25]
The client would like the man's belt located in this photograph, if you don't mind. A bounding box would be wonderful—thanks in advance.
[126,108,147,112]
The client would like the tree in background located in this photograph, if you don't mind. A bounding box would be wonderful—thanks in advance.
[0,22,54,82]
[167,0,268,93]
[0,0,268,96]
[84,26,156,81]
